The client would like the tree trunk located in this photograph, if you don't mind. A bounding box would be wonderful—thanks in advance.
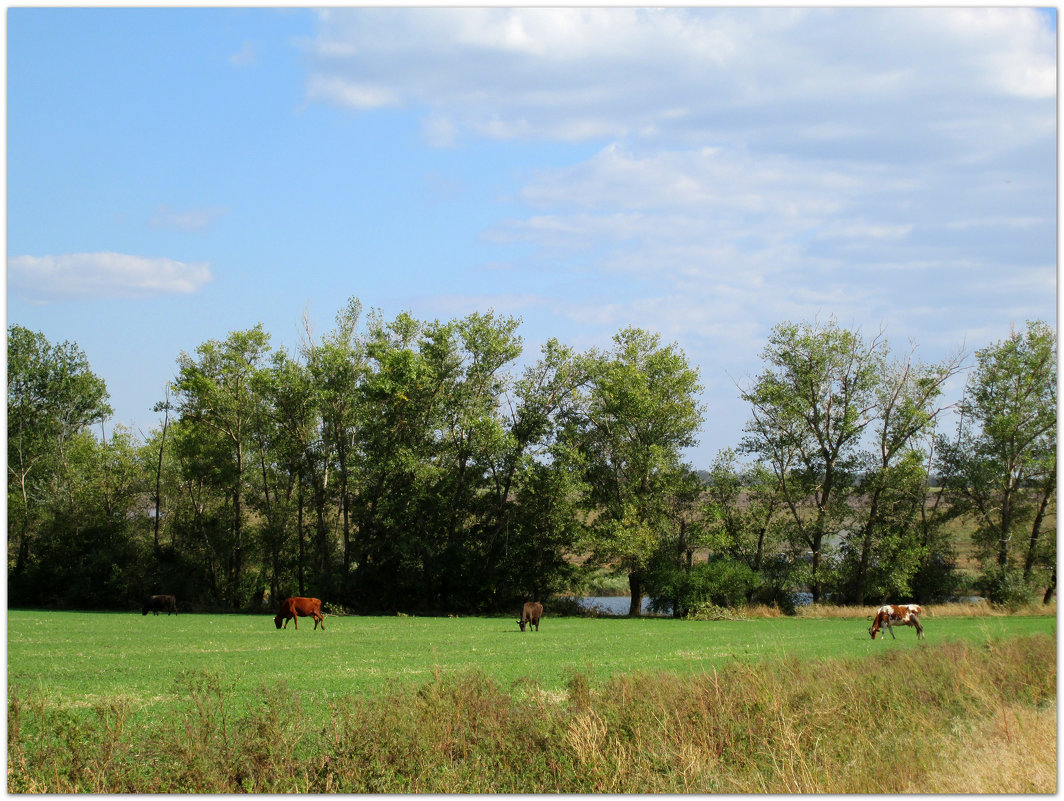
[998,482,1014,568]
[810,527,825,603]
[854,485,884,606]
[297,478,306,596]
[627,573,642,616]
[154,396,170,551]
[314,477,329,578]
[339,441,351,576]
[1023,477,1055,580]
[233,443,244,608]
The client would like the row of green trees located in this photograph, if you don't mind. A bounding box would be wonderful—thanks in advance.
[7,303,1056,614]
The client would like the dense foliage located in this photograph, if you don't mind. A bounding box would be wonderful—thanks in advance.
[6,307,1056,612]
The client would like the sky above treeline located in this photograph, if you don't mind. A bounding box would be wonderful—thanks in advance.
[7,7,1057,467]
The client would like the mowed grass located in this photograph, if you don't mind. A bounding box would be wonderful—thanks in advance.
[7,608,1054,722]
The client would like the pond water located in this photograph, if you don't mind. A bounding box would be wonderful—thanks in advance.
[572,594,985,616]
[573,595,671,616]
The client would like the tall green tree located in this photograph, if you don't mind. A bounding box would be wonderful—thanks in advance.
[571,327,705,615]
[38,425,147,607]
[349,311,440,610]
[168,416,235,605]
[740,319,886,602]
[253,348,320,599]
[8,325,112,580]
[421,312,524,609]
[938,320,1056,603]
[173,325,271,607]
[305,298,367,581]
[845,345,964,604]
[481,337,590,606]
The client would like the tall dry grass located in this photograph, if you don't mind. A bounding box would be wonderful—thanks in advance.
[915,702,1057,793]
[780,599,1056,619]
[8,633,1055,793]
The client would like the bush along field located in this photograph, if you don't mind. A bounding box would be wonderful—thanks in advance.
[6,608,1056,793]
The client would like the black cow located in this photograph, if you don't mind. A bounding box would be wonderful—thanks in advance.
[142,595,177,616]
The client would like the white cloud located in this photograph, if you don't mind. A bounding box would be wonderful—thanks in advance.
[935,8,1056,99]
[150,205,229,231]
[230,41,258,68]
[815,221,914,241]
[485,143,924,282]
[9,253,213,301]
[306,74,399,110]
[303,8,1055,153]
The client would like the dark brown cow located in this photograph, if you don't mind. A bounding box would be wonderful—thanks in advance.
[869,603,924,640]
[275,597,325,630]
[517,601,543,632]
[142,595,177,616]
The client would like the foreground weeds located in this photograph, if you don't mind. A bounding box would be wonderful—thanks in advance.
[9,634,1055,793]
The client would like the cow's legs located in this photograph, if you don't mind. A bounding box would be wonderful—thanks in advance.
[885,618,896,639]
[911,614,924,639]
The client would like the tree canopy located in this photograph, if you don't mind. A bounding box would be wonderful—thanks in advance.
[6,312,1056,613]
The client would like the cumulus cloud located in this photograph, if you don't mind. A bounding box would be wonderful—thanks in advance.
[9,252,213,301]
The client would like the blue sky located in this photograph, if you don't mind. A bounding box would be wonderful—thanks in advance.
[7,7,1057,466]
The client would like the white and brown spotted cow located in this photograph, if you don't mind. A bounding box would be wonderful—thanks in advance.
[869,603,924,640]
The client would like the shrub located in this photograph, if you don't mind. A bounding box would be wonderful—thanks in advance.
[647,559,759,616]
[979,566,1034,608]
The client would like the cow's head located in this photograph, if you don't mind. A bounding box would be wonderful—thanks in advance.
[868,625,878,639]
[142,608,149,616]
[518,619,526,631]
[274,616,284,629]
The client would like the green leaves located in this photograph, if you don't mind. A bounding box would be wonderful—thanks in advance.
[8,325,114,576]
[939,321,1056,595]
[739,318,968,603]
[571,327,706,603]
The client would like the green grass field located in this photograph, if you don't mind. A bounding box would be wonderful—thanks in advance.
[7,609,1054,720]
[7,609,1056,793]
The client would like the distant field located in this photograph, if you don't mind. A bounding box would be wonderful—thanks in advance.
[7,609,1054,722]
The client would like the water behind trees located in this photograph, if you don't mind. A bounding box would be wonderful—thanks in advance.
[574,596,667,616]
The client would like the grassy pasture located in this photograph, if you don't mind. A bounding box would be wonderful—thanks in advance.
[7,608,1054,719]
[7,609,1056,792]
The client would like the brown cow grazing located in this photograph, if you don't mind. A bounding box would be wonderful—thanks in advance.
[518,601,543,632]
[275,597,325,630]
[142,595,177,616]
[869,603,924,640]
